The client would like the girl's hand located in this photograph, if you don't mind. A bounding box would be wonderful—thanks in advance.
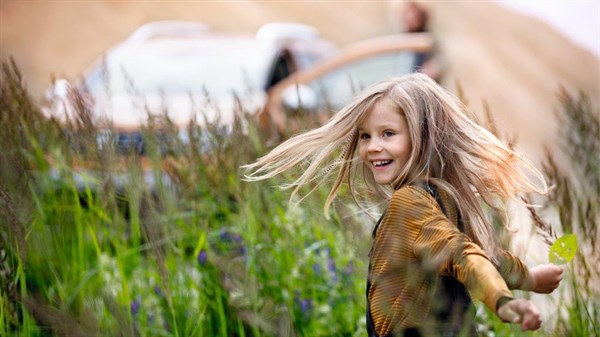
[524,264,564,293]
[497,298,542,331]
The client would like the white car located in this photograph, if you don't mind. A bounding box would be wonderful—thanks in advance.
[45,21,336,152]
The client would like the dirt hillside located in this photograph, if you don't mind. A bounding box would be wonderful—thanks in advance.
[0,1,390,94]
[1,0,598,165]
[423,2,599,165]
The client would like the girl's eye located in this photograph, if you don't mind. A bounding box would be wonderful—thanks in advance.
[383,130,395,137]
[359,133,370,140]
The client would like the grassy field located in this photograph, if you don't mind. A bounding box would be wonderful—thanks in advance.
[0,59,598,336]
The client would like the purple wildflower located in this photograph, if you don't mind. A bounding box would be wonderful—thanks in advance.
[197,250,207,265]
[328,257,338,282]
[130,298,141,315]
[313,262,321,275]
[300,299,312,314]
[327,257,336,273]
[345,262,354,275]
[219,228,231,241]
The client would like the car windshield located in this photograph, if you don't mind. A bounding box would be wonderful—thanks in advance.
[306,51,417,110]
[86,38,270,100]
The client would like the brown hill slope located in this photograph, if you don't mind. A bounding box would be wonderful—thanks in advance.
[1,1,598,165]
[0,1,389,95]
[424,2,599,164]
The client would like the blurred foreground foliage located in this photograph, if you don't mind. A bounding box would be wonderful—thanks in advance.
[0,59,368,337]
[0,59,598,336]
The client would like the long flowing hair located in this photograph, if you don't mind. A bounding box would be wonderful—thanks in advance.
[243,73,547,258]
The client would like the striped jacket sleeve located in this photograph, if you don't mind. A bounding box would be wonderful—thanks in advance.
[390,186,514,312]
[494,249,530,290]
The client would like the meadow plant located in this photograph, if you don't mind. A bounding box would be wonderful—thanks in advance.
[0,59,367,336]
[540,89,599,336]
[0,58,597,337]
[472,89,598,337]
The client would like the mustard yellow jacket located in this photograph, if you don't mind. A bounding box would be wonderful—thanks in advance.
[367,185,529,335]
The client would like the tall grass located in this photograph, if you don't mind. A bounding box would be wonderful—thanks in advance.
[1,58,597,336]
[0,59,367,336]
[469,89,599,337]
[542,89,599,336]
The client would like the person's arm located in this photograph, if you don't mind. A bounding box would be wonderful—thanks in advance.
[494,249,530,289]
[377,186,543,331]
[407,186,511,311]
[398,186,542,331]
[494,243,563,293]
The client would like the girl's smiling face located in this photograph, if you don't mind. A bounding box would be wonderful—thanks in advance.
[358,99,412,185]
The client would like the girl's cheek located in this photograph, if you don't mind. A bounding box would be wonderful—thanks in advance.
[358,144,366,158]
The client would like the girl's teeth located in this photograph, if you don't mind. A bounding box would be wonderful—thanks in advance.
[374,160,391,167]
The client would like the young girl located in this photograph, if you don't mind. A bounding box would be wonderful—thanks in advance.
[244,73,563,336]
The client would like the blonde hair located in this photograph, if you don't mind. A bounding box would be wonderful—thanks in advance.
[243,73,547,257]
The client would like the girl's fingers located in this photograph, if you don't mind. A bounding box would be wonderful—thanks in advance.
[531,264,565,293]
[522,312,542,331]
[503,299,541,331]
[519,302,541,331]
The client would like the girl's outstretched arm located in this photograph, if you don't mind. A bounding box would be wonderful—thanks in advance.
[494,249,530,289]
[368,185,547,330]
[494,250,564,293]
[394,187,542,327]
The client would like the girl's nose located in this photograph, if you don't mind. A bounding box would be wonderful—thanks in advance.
[368,139,382,152]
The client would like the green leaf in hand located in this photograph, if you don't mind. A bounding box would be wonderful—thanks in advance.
[549,234,578,265]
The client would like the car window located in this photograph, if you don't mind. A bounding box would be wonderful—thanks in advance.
[266,53,293,90]
[294,52,326,70]
[305,51,417,111]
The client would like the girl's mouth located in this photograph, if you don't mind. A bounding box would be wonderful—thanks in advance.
[372,160,392,167]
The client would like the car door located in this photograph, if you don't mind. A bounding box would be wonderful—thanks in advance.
[262,33,433,135]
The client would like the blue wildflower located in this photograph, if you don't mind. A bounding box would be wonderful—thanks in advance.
[313,262,321,275]
[300,299,313,314]
[219,228,231,241]
[328,257,338,282]
[327,257,336,273]
[131,298,141,315]
[197,250,207,265]
[344,261,355,275]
